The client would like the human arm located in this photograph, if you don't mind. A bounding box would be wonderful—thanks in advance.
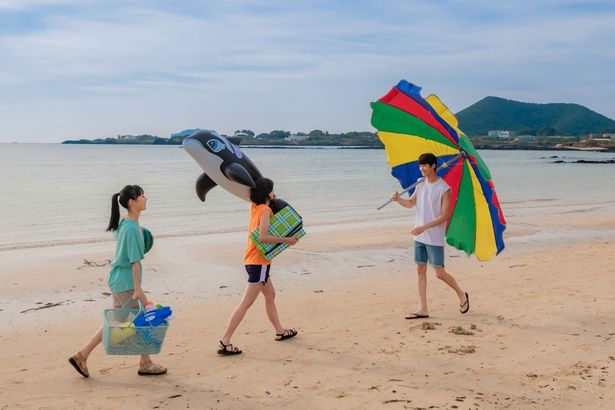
[410,189,451,235]
[258,210,299,245]
[123,225,146,303]
[131,262,147,304]
[391,191,416,208]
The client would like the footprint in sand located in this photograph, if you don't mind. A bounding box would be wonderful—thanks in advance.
[449,325,474,335]
[446,345,476,354]
[422,322,442,330]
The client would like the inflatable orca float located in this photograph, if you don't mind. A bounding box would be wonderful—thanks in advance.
[183,130,289,213]
[184,129,303,259]
[183,130,263,202]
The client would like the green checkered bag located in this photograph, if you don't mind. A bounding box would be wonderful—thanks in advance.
[250,205,305,260]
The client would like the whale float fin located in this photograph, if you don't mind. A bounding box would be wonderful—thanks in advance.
[223,163,256,187]
[196,172,218,202]
[227,136,242,145]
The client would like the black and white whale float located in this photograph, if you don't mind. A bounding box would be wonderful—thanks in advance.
[182,129,290,212]
[182,129,263,202]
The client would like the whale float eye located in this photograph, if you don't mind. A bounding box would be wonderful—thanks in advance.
[207,139,225,153]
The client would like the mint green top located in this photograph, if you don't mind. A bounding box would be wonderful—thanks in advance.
[108,219,144,293]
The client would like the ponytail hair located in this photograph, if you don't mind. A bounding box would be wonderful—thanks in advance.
[106,185,144,231]
[249,177,274,205]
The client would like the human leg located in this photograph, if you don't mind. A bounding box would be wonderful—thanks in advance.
[260,278,298,340]
[220,283,262,346]
[69,325,103,377]
[415,263,428,314]
[260,278,284,334]
[79,326,103,358]
[68,291,129,377]
[113,291,166,374]
[410,241,429,317]
[423,243,468,309]
[433,267,467,308]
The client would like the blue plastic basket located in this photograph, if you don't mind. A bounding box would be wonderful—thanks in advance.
[102,301,169,355]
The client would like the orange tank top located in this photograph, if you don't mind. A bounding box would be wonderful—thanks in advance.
[243,203,273,265]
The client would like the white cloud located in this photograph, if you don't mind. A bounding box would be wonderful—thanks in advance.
[0,0,82,10]
[0,1,614,141]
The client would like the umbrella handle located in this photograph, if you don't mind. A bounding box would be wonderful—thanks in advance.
[377,154,462,211]
[377,179,422,211]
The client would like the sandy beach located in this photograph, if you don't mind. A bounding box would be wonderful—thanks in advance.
[1,206,614,410]
[2,0,615,406]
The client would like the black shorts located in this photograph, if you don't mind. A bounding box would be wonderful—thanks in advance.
[245,264,271,284]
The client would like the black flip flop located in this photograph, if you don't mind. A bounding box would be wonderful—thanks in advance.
[460,292,470,314]
[405,313,430,320]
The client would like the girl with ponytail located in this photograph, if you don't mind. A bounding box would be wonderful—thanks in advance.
[69,185,167,377]
[217,177,300,356]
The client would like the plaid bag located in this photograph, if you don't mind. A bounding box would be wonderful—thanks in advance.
[250,205,306,260]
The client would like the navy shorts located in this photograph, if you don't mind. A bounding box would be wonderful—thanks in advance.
[245,264,271,284]
[414,240,445,268]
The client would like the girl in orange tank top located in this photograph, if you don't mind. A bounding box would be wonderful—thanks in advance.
[217,177,300,355]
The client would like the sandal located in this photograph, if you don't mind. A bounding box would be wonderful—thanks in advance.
[217,340,242,355]
[68,352,89,378]
[138,361,167,376]
[405,313,429,320]
[275,328,298,341]
[460,292,470,314]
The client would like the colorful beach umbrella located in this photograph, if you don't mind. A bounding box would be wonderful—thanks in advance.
[371,80,506,261]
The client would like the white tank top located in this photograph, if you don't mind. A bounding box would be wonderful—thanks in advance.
[414,177,450,246]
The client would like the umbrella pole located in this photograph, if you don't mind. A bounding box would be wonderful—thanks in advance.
[377,154,462,211]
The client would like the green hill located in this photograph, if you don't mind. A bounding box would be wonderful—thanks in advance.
[456,96,615,136]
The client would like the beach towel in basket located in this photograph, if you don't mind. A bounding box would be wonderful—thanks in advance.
[250,205,306,260]
[102,302,170,355]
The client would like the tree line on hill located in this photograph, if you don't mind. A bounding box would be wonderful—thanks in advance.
[456,96,615,136]
[63,130,383,146]
[62,95,615,149]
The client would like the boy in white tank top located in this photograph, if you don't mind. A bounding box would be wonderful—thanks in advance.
[391,153,469,319]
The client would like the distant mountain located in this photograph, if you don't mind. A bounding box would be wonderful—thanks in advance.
[456,96,615,136]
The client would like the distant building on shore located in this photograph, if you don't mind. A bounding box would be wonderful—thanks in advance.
[488,130,511,139]
[117,134,138,141]
[588,133,615,141]
[516,134,537,143]
[286,134,310,142]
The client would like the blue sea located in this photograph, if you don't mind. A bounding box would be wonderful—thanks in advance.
[1,144,614,251]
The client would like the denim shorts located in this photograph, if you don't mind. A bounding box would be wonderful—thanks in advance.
[414,241,445,268]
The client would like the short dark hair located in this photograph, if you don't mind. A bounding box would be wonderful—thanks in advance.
[250,177,274,204]
[418,153,437,167]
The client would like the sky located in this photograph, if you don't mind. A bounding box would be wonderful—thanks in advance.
[1,0,614,142]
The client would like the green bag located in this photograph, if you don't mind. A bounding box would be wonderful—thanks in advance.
[250,205,306,260]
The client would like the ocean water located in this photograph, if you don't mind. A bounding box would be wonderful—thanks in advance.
[1,144,614,251]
